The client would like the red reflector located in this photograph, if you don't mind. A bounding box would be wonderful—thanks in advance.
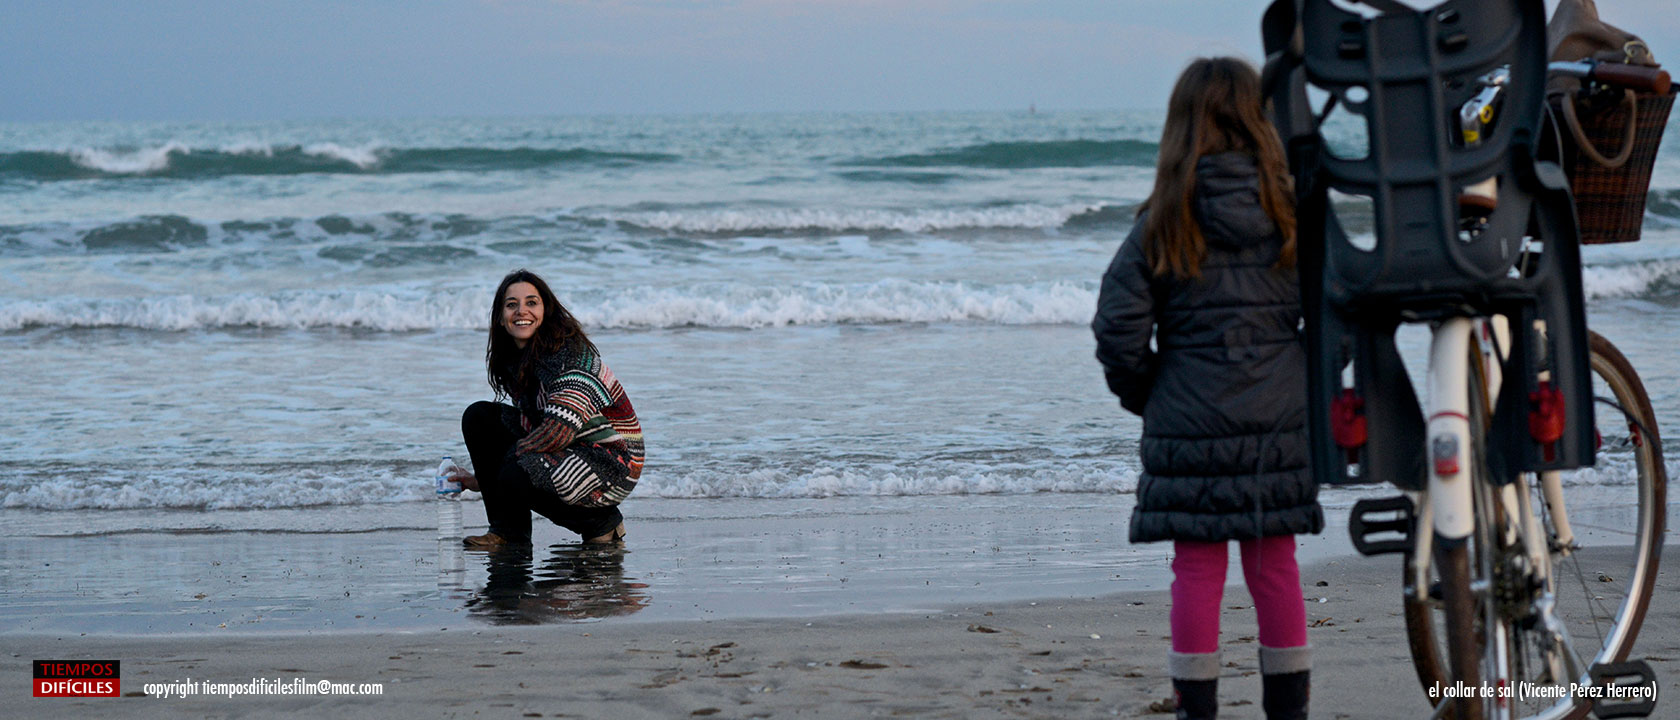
[1331,389,1367,449]
[1331,389,1367,466]
[1528,381,1565,444]
[1432,435,1460,476]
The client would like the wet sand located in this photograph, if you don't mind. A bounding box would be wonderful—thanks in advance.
[9,543,1679,719]
[4,493,1346,634]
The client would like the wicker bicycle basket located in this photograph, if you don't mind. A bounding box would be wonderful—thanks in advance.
[1552,84,1676,244]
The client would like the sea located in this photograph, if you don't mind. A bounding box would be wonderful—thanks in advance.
[1,111,1676,630]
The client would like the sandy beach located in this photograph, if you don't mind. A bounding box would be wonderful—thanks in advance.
[8,496,1677,719]
[10,549,1678,720]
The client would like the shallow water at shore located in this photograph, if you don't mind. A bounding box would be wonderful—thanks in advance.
[5,491,1674,636]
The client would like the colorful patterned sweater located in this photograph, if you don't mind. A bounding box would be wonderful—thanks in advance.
[513,345,644,507]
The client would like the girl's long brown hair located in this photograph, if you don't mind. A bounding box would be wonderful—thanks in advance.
[1142,57,1296,280]
[485,269,596,401]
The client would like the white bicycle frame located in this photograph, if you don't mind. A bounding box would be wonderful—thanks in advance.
[1412,316,1588,720]
[1412,316,1567,577]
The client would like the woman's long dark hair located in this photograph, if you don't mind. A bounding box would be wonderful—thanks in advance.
[485,269,596,401]
[1142,56,1296,280]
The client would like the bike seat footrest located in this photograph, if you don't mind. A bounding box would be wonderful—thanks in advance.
[1590,660,1658,718]
[1348,496,1414,556]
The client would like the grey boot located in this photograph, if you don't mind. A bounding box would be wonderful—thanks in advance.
[1169,651,1220,720]
[1259,645,1310,720]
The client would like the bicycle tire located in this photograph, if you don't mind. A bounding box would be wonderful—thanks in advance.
[1568,330,1666,662]
[1438,539,1487,720]
[1398,328,1497,720]
[1402,330,1665,720]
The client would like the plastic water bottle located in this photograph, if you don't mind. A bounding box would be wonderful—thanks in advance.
[435,456,467,593]
[436,456,463,541]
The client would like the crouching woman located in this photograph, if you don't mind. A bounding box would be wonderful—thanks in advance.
[449,269,643,547]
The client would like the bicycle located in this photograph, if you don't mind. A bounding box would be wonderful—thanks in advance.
[1398,57,1669,720]
[1259,1,1670,718]
[1401,323,1666,720]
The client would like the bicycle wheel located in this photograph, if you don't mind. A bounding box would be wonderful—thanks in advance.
[1403,338,1499,720]
[1404,331,1666,720]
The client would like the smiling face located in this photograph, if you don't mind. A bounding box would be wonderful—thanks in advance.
[500,281,544,348]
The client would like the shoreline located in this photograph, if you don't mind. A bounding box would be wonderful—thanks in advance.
[9,493,1676,717]
[5,490,1668,637]
[2,492,1403,637]
[9,546,1678,719]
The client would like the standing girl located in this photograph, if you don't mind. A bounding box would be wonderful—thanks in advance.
[449,269,644,547]
[1092,57,1321,720]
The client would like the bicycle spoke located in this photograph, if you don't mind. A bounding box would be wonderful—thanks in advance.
[1568,558,1605,646]
[1558,521,1641,538]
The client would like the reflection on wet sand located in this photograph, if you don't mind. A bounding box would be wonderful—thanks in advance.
[463,544,649,624]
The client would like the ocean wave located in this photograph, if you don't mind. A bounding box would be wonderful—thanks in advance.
[0,199,1432,255]
[833,169,965,185]
[0,462,1140,511]
[639,463,1139,499]
[1063,203,1140,229]
[0,205,1134,257]
[601,204,1111,234]
[847,139,1158,169]
[0,214,411,257]
[3,255,1677,333]
[0,280,1100,331]
[584,280,1098,328]
[1581,257,1680,299]
[0,464,424,511]
[0,144,678,180]
[0,289,482,332]
[3,453,1656,510]
[9,263,1666,330]
[0,212,591,257]
[81,214,209,253]
[15,192,1674,254]
[1639,188,1680,233]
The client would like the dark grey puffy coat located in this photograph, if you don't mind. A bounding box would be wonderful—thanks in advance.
[1092,152,1323,543]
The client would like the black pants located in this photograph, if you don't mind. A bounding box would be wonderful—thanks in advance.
[461,401,622,542]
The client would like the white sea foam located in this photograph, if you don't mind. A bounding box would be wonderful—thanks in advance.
[6,264,1676,332]
[0,467,427,510]
[302,142,382,169]
[0,290,481,331]
[601,204,1104,233]
[1555,453,1657,487]
[640,464,1139,499]
[0,464,1140,510]
[67,142,190,174]
[0,280,1100,331]
[221,140,277,156]
[5,452,1646,510]
[582,280,1098,328]
[1581,257,1680,299]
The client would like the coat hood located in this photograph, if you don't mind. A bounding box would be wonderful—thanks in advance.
[1192,152,1278,251]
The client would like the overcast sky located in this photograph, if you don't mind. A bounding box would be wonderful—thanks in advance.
[2,0,1675,123]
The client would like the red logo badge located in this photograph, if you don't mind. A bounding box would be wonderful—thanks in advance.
[33,660,120,698]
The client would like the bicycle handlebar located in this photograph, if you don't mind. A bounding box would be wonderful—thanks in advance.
[1547,60,1672,95]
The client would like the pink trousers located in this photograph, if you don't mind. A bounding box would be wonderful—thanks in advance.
[1170,535,1308,653]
